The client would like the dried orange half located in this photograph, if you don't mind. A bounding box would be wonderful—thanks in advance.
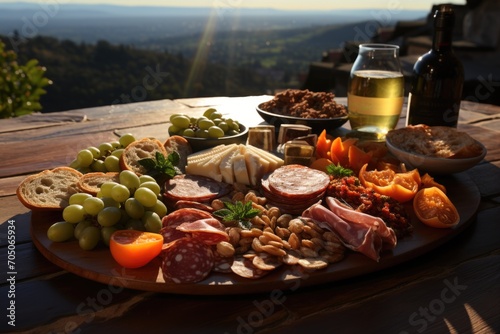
[110,230,163,268]
[359,163,421,203]
[413,187,460,228]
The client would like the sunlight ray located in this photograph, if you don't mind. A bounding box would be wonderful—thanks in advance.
[184,9,218,96]
[465,303,495,333]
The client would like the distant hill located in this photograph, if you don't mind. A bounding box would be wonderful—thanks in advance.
[0,4,429,112]
[0,3,427,44]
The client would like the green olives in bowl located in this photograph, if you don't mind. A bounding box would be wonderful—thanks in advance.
[168,110,248,152]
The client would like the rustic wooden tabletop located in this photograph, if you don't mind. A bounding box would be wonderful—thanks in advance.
[1,96,499,334]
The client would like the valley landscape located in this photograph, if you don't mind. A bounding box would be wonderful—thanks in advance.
[0,2,427,113]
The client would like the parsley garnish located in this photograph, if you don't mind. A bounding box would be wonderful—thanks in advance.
[326,163,354,178]
[138,151,180,181]
[213,201,261,230]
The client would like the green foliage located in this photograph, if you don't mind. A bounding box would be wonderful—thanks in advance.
[0,40,52,118]
[7,35,269,113]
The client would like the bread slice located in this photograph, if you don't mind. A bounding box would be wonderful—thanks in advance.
[120,137,168,175]
[16,167,83,211]
[78,172,119,196]
[163,135,192,173]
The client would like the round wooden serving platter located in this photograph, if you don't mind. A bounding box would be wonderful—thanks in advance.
[31,173,480,295]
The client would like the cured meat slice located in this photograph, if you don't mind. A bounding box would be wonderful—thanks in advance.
[176,218,230,245]
[162,237,215,284]
[164,174,232,203]
[212,253,234,273]
[302,203,384,262]
[260,170,327,215]
[174,200,214,213]
[325,197,397,250]
[267,164,330,199]
[160,225,188,244]
[161,207,213,228]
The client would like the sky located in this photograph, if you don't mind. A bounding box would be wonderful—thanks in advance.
[0,0,466,11]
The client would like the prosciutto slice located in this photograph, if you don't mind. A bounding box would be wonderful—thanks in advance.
[325,197,397,250]
[302,199,396,262]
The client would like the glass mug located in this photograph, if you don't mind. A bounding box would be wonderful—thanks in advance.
[347,44,404,140]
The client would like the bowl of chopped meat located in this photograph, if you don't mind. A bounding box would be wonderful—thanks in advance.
[257,89,348,133]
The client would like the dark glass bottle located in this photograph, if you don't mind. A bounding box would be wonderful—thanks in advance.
[406,4,464,127]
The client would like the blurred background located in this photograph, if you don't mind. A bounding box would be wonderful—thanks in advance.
[0,0,498,117]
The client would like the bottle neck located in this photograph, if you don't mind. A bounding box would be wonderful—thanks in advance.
[432,5,455,53]
[432,28,454,52]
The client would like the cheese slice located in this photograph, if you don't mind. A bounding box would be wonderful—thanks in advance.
[185,143,284,186]
[219,145,242,184]
[186,144,237,181]
[246,145,284,173]
[187,144,229,164]
[232,154,251,185]
[244,150,265,186]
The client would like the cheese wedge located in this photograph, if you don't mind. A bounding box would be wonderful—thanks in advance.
[232,154,251,185]
[246,145,284,172]
[244,150,265,186]
[219,145,242,184]
[185,143,285,186]
[186,144,237,181]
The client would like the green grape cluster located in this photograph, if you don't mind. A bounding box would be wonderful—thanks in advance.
[69,133,136,173]
[47,170,167,250]
[168,108,241,139]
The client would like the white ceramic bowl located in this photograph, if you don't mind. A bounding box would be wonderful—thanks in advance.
[385,137,487,174]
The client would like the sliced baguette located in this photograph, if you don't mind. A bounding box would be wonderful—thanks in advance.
[120,137,168,175]
[163,135,192,173]
[78,172,119,196]
[16,167,83,211]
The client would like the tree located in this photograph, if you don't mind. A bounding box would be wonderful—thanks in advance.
[0,40,52,118]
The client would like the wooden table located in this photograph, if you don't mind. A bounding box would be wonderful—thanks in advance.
[1,96,499,334]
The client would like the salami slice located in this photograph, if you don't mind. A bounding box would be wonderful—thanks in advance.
[164,174,232,203]
[212,253,234,273]
[176,218,229,245]
[161,207,213,228]
[159,225,187,244]
[267,165,330,199]
[162,237,215,284]
[174,200,214,213]
[261,174,325,215]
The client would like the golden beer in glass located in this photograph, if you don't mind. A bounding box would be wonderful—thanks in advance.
[347,44,404,140]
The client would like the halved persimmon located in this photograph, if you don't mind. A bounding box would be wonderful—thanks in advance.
[359,163,421,203]
[109,230,163,268]
[413,187,459,228]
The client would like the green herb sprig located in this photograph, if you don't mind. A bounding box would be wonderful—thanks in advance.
[213,201,261,230]
[326,163,354,178]
[138,151,180,181]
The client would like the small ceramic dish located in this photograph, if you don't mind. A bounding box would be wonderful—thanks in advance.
[385,137,487,174]
[181,124,248,152]
[256,103,348,134]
